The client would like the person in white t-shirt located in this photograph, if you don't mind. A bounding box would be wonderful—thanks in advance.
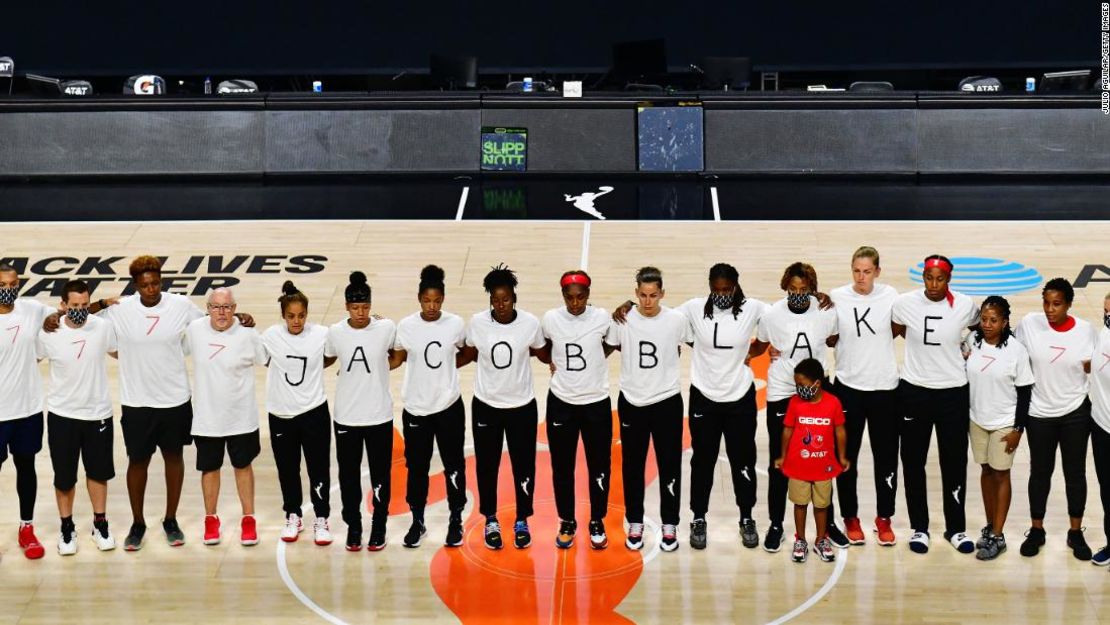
[1089,293,1110,566]
[827,246,901,547]
[964,296,1034,561]
[607,266,690,553]
[459,264,547,551]
[1014,277,1096,560]
[263,281,337,547]
[892,254,979,555]
[186,288,266,547]
[543,270,615,551]
[324,272,403,552]
[748,262,837,554]
[37,280,119,555]
[0,264,56,559]
[392,265,468,550]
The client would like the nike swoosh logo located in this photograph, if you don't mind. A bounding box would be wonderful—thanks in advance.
[620,422,630,428]
[99,426,107,432]
[337,430,348,434]
[477,422,488,427]
[552,422,564,427]
[692,413,703,418]
[775,413,785,417]
[275,433,284,437]
[903,417,913,421]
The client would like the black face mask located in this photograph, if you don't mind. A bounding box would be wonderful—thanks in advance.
[787,292,811,310]
[0,286,17,306]
[709,292,735,310]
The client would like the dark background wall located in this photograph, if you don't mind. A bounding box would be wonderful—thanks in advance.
[1,0,1095,75]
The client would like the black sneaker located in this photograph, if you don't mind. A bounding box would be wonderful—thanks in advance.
[976,533,1007,561]
[346,526,362,552]
[1068,528,1093,561]
[555,520,577,549]
[1020,527,1046,557]
[690,518,708,550]
[588,519,608,550]
[763,525,785,553]
[367,520,387,551]
[484,517,503,550]
[124,523,146,552]
[976,524,993,550]
[826,523,850,549]
[513,520,531,549]
[740,518,759,549]
[163,518,186,547]
[403,520,427,548]
[445,514,464,547]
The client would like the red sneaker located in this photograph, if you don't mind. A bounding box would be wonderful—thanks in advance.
[203,515,221,545]
[844,517,866,545]
[18,524,45,560]
[874,517,897,546]
[241,516,259,546]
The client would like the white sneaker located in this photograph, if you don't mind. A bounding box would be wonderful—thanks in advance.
[92,523,116,551]
[58,529,78,556]
[625,522,645,550]
[947,531,975,554]
[313,517,333,546]
[281,513,303,543]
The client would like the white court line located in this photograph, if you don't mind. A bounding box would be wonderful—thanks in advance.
[710,186,721,221]
[580,222,591,269]
[455,186,470,220]
[765,549,849,625]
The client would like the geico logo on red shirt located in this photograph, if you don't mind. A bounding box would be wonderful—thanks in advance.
[797,417,831,425]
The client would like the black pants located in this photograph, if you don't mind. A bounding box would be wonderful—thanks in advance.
[765,398,793,528]
[269,402,332,518]
[546,392,612,522]
[0,454,37,521]
[403,397,468,516]
[1092,423,1110,543]
[898,381,969,535]
[833,382,899,520]
[472,397,537,520]
[619,392,683,526]
[335,420,394,530]
[1027,401,1091,521]
[689,385,757,520]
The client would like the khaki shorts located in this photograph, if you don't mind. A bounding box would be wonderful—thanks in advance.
[970,421,1016,471]
[788,478,833,508]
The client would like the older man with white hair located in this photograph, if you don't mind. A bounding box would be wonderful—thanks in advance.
[185,288,267,547]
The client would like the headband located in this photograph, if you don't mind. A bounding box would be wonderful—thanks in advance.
[560,273,591,288]
[923,258,955,307]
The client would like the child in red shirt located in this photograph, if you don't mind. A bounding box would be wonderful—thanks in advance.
[774,358,849,563]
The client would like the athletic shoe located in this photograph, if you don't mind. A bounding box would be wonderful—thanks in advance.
[346,526,362,552]
[1019,527,1046,557]
[739,518,759,549]
[976,523,993,550]
[874,517,897,546]
[826,523,850,549]
[484,518,503,550]
[908,531,930,554]
[689,518,708,550]
[313,518,333,546]
[58,527,77,556]
[163,518,186,547]
[513,520,531,549]
[92,519,116,551]
[945,530,975,554]
[763,525,785,553]
[367,520,386,551]
[660,524,679,552]
[791,536,808,563]
[844,517,865,545]
[814,537,836,562]
[1093,546,1110,566]
[203,515,221,545]
[445,515,464,547]
[124,523,146,551]
[281,513,303,543]
[240,516,259,546]
[588,519,608,550]
[555,520,577,549]
[18,523,45,560]
[976,534,1006,561]
[403,520,427,548]
[1067,528,1093,561]
[625,522,644,550]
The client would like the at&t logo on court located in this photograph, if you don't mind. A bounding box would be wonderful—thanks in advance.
[909,256,1042,295]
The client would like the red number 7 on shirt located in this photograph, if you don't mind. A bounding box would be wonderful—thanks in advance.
[6,325,19,345]
[72,339,86,360]
[1049,346,1066,363]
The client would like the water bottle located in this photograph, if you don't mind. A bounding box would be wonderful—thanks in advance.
[203,76,212,95]
[312,80,323,93]
[1025,77,1036,92]
[523,77,533,93]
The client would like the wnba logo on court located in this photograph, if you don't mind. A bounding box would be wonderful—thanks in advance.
[909,257,1042,295]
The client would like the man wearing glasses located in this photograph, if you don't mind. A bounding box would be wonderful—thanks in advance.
[185,288,267,546]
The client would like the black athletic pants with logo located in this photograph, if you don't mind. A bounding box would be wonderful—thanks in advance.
[1027,401,1091,521]
[269,402,332,519]
[334,420,393,530]
[618,392,683,526]
[689,385,757,521]
[546,391,612,523]
[403,397,468,518]
[472,397,537,520]
[898,381,969,535]
[765,397,793,528]
[832,382,899,521]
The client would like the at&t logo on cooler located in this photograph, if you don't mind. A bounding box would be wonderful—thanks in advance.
[909,256,1042,295]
